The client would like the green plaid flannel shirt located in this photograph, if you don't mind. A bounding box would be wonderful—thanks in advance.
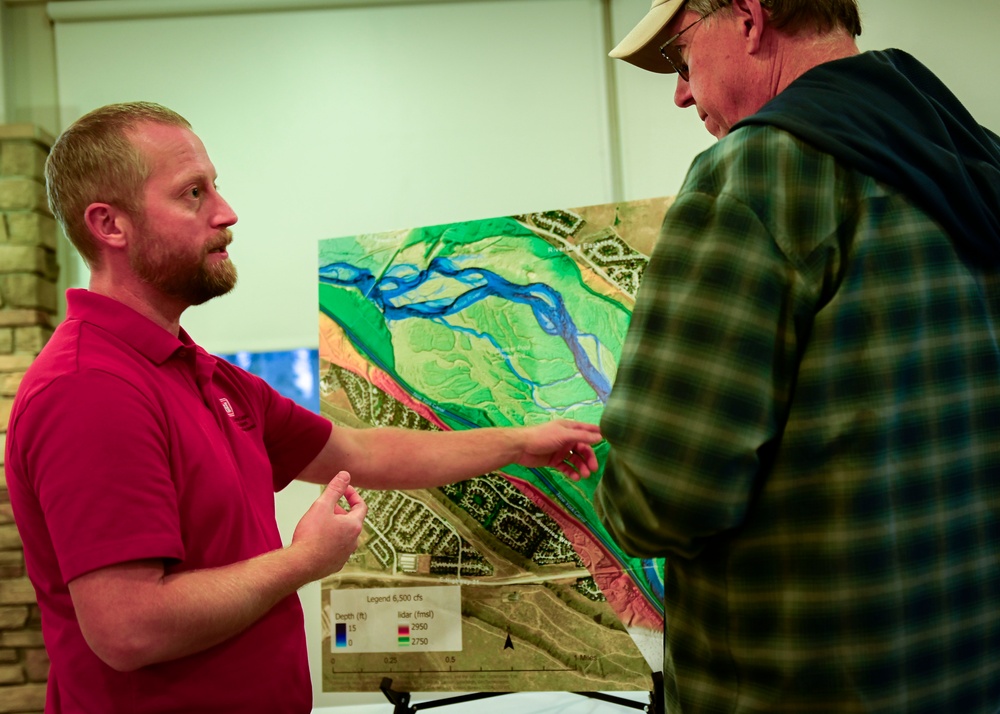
[595,125,1000,713]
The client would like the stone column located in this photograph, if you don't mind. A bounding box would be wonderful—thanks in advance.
[0,124,59,714]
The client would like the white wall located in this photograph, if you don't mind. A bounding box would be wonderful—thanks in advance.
[0,1,60,135]
[53,0,617,355]
[50,0,1000,352]
[50,0,1000,355]
[41,0,1000,710]
[610,0,1000,202]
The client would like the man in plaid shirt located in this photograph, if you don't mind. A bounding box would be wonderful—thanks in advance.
[594,1,1000,712]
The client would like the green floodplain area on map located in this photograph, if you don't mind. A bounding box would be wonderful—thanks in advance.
[317,208,667,692]
[318,217,627,424]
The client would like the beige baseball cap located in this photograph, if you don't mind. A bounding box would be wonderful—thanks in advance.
[609,0,686,73]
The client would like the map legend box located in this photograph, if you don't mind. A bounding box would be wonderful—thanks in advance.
[329,585,462,653]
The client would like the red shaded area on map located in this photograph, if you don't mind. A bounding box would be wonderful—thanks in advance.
[502,474,661,633]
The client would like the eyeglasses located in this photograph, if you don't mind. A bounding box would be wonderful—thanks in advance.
[658,14,709,82]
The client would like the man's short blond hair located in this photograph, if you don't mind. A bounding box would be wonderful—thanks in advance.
[45,102,191,268]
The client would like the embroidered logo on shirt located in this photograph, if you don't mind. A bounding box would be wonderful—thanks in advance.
[219,398,235,417]
[218,396,256,431]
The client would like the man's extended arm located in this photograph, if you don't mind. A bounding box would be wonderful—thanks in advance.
[295,418,602,488]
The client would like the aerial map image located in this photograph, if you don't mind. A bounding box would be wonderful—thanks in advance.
[317,197,672,695]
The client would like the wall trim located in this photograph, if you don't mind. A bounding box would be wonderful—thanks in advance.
[47,0,516,23]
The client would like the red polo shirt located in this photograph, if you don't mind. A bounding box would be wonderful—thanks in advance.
[5,289,332,714]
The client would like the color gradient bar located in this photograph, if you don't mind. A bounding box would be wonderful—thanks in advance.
[335,622,348,648]
[397,624,410,646]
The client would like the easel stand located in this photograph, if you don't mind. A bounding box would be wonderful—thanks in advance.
[379,672,664,714]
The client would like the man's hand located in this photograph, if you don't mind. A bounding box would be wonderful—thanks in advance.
[67,471,368,672]
[512,419,602,480]
[290,471,367,581]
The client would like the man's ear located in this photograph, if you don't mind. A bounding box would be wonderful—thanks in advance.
[731,0,766,54]
[83,203,131,250]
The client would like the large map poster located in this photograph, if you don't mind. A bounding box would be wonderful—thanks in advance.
[317,197,672,694]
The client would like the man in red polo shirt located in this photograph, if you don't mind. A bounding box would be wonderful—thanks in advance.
[4,102,602,714]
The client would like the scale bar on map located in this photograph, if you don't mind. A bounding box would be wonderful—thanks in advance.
[330,667,576,674]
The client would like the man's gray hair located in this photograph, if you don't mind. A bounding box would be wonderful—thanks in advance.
[686,0,862,37]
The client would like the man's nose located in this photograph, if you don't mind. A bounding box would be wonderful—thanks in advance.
[212,191,238,228]
[674,75,695,109]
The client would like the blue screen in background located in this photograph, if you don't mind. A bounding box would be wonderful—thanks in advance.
[216,348,320,413]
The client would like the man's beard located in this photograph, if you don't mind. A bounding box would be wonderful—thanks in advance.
[130,228,238,306]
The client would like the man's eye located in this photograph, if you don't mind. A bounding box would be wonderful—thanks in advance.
[190,187,201,198]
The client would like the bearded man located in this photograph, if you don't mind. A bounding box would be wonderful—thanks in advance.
[6,102,602,714]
